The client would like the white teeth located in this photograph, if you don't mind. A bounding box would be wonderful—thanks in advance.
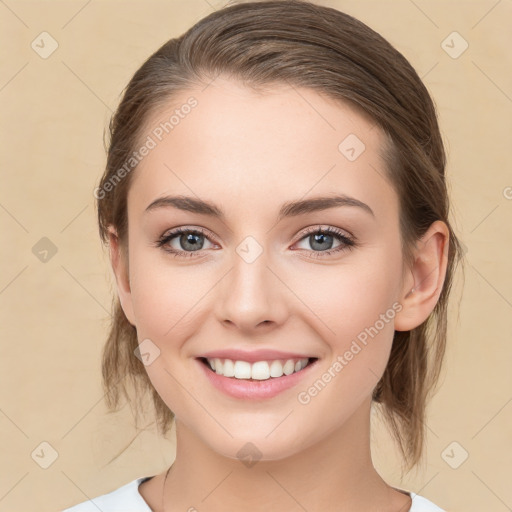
[249,361,269,380]
[284,360,295,375]
[269,360,284,377]
[223,359,235,377]
[205,357,310,380]
[234,360,252,379]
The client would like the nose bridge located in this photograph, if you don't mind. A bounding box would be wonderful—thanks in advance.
[217,233,286,330]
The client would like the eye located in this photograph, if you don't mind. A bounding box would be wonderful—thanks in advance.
[155,225,356,259]
[155,227,217,258]
[292,225,356,259]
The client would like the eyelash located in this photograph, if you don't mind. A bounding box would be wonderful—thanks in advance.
[155,225,356,260]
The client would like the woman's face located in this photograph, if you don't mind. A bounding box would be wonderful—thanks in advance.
[114,76,411,461]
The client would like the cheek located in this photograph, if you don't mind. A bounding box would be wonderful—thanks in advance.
[317,249,401,329]
[294,274,400,415]
[128,246,216,343]
[311,248,403,382]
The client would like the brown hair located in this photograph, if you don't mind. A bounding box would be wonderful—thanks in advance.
[97,0,463,474]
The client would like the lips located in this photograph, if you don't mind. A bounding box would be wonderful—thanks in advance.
[196,355,320,399]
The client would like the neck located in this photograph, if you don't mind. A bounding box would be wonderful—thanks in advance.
[162,398,397,512]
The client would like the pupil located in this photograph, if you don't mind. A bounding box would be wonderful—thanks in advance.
[311,233,333,251]
[182,233,203,251]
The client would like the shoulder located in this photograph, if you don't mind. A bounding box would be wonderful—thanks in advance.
[61,477,152,512]
[409,491,446,511]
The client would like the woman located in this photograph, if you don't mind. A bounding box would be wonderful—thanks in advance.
[63,0,463,510]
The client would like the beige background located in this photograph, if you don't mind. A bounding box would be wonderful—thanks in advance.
[1,1,511,511]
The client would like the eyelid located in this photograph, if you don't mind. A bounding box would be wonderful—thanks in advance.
[155,226,219,255]
[157,224,356,258]
[293,224,355,243]
[161,226,219,244]
[158,225,353,245]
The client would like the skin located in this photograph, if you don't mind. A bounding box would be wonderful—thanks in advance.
[108,76,449,512]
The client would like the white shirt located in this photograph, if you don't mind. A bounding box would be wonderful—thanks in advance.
[62,477,445,511]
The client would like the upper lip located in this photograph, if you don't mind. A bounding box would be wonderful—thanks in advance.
[197,349,317,363]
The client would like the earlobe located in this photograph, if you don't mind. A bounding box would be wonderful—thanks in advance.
[394,220,449,332]
[107,226,136,326]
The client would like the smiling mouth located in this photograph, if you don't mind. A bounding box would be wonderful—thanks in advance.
[197,356,319,381]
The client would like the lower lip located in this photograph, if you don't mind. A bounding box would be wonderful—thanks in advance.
[196,358,319,400]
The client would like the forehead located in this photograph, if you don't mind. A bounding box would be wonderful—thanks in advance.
[127,77,398,223]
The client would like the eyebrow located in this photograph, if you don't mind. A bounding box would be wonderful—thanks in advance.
[144,194,374,222]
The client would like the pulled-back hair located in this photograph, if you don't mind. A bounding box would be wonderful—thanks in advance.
[96,0,463,474]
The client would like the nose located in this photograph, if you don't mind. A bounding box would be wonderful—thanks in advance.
[215,248,288,334]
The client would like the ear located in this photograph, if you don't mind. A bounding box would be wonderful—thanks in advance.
[394,220,450,331]
[107,226,136,326]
